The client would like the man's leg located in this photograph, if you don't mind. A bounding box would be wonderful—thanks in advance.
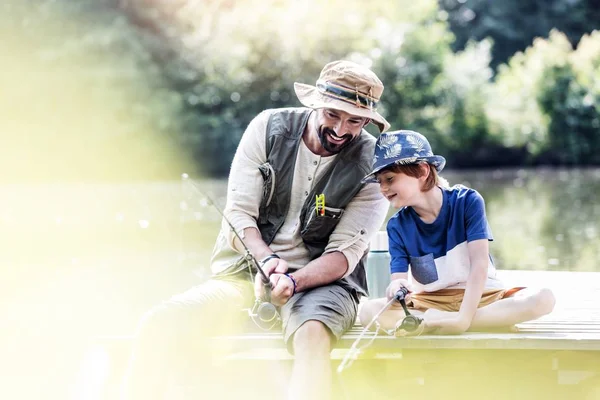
[288,320,332,400]
[121,276,254,400]
[281,284,358,400]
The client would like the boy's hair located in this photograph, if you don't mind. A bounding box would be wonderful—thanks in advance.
[383,162,449,191]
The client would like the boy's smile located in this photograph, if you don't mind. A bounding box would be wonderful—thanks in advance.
[377,171,421,208]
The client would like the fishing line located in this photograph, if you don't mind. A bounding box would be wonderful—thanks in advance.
[337,287,423,373]
[181,173,280,330]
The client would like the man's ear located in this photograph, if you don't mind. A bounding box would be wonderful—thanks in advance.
[363,118,371,128]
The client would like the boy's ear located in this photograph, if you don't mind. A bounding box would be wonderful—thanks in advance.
[419,162,430,179]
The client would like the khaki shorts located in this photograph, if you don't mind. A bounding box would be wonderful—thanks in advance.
[407,287,525,312]
[280,283,358,354]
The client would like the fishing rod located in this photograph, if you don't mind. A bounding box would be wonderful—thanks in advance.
[337,287,423,374]
[181,173,280,329]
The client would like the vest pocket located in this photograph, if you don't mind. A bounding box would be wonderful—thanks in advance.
[301,206,345,242]
[409,254,439,285]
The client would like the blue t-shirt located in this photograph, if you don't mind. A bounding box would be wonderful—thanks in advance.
[387,185,503,292]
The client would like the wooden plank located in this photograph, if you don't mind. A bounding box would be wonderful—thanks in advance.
[92,270,600,355]
[217,330,600,353]
[215,270,600,354]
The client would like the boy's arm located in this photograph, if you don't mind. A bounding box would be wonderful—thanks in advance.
[457,239,489,326]
[429,239,488,334]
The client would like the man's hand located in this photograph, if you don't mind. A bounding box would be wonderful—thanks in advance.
[268,273,295,306]
[254,257,288,299]
[386,278,413,301]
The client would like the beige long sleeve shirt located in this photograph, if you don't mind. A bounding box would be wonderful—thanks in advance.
[210,109,389,276]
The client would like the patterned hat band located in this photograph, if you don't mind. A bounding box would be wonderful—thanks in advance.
[361,130,447,183]
[316,80,378,111]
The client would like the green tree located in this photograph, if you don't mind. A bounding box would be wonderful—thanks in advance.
[123,0,480,175]
[440,0,600,70]
[487,30,600,164]
[1,0,194,182]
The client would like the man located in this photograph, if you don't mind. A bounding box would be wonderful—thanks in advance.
[123,60,390,400]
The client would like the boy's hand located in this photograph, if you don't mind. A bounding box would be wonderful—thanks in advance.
[386,278,413,301]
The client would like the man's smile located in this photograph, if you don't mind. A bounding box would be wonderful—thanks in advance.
[326,130,348,143]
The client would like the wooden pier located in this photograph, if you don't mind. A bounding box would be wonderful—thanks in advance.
[220,270,600,354]
[84,270,600,400]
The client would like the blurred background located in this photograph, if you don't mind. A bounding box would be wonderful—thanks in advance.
[1,0,599,399]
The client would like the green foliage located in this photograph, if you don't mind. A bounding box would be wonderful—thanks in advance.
[440,0,600,70]
[1,0,195,182]
[138,0,499,172]
[374,25,499,166]
[6,0,600,181]
[487,30,600,164]
[129,0,387,175]
[486,31,573,155]
[127,0,473,175]
[537,64,600,164]
[545,30,600,164]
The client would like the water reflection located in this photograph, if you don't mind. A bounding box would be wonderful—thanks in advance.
[440,168,600,272]
[178,168,600,273]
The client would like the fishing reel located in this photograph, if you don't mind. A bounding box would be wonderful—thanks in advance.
[393,287,424,336]
[247,259,282,331]
[248,298,281,331]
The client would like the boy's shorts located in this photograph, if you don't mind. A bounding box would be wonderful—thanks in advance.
[407,287,525,312]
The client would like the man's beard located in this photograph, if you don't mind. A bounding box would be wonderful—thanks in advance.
[317,127,355,154]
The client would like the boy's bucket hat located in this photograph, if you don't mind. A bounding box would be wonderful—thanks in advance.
[362,130,446,183]
[294,60,390,133]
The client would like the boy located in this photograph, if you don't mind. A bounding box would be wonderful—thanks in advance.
[359,130,555,336]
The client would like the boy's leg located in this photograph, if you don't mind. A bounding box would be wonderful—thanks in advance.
[121,276,254,400]
[467,287,555,329]
[358,298,425,332]
[359,287,555,333]
[423,287,556,330]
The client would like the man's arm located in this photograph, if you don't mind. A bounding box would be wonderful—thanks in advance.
[299,180,389,286]
[286,251,348,292]
[267,182,389,305]
[322,182,389,277]
[222,111,271,253]
[267,251,347,306]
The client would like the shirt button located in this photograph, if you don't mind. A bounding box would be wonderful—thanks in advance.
[308,177,312,181]
[304,191,309,196]
[313,161,318,165]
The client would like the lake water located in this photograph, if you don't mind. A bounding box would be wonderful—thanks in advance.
[1,168,599,399]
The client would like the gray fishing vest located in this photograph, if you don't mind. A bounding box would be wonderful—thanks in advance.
[255,107,376,296]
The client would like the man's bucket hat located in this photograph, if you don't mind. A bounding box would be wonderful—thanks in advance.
[362,130,446,183]
[294,60,391,133]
